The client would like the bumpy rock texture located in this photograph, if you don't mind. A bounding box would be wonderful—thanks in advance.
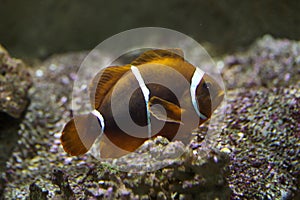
[223,35,300,89]
[220,35,300,199]
[1,51,231,199]
[0,45,32,174]
[0,35,299,199]
[0,45,32,118]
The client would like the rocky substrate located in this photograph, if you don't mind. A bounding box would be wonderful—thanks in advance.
[0,45,32,178]
[0,35,299,199]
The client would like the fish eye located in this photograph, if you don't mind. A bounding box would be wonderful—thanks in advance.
[202,82,211,90]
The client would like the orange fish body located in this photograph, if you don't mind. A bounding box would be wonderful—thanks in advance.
[61,49,224,158]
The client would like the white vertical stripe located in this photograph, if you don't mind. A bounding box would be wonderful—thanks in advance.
[131,65,152,138]
[91,109,105,133]
[190,68,207,120]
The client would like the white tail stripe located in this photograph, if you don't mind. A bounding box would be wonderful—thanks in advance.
[190,68,207,120]
[131,65,152,138]
[91,109,105,133]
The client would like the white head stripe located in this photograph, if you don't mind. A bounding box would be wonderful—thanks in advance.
[91,109,105,133]
[190,68,207,120]
[131,65,152,138]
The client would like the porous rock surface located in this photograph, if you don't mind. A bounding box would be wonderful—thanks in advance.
[0,45,32,178]
[0,45,32,118]
[0,35,299,199]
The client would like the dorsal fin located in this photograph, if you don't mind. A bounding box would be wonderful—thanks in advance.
[131,48,184,66]
[90,65,131,109]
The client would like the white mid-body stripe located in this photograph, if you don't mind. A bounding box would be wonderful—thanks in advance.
[94,65,206,140]
[190,68,207,120]
[131,65,152,138]
[91,109,105,134]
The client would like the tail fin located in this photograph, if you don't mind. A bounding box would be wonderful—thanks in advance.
[61,113,102,156]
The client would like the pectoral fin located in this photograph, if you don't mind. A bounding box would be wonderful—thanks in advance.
[149,96,184,124]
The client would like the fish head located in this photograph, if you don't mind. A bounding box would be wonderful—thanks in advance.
[195,73,224,119]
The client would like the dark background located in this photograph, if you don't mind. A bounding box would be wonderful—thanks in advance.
[0,0,299,59]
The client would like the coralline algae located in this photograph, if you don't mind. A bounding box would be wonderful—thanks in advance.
[0,45,32,118]
[1,35,299,199]
[0,45,32,177]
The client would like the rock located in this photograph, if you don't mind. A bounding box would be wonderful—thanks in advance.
[218,35,300,199]
[51,169,75,199]
[222,35,300,89]
[218,86,300,199]
[76,146,230,200]
[1,36,300,199]
[0,49,231,199]
[29,182,48,200]
[0,45,32,118]
[0,45,32,172]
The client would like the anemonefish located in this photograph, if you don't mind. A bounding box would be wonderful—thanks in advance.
[61,49,224,158]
